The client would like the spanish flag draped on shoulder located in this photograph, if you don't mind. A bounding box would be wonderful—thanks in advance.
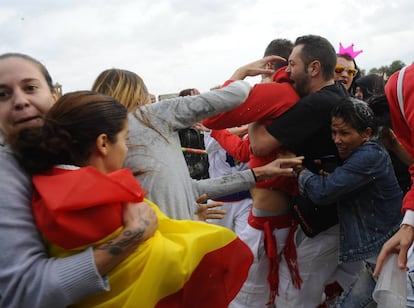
[32,166,253,307]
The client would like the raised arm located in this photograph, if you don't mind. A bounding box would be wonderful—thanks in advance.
[143,80,251,131]
[229,55,286,81]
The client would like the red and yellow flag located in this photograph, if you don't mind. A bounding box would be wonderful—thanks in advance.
[33,167,253,307]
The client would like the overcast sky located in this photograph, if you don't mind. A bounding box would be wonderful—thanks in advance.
[2,0,413,97]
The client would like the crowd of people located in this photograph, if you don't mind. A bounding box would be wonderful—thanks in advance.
[0,34,413,308]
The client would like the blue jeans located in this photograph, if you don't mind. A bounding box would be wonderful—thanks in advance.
[336,262,377,308]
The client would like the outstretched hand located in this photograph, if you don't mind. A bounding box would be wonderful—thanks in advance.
[274,156,305,174]
[252,156,305,181]
[195,193,227,221]
[230,55,287,81]
[373,224,414,277]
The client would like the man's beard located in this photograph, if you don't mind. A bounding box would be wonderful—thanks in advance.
[294,73,311,97]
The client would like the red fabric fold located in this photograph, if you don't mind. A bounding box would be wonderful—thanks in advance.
[32,166,146,249]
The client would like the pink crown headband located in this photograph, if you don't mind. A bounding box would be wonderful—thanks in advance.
[338,42,363,59]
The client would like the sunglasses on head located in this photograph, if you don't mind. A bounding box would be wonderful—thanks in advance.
[335,65,358,77]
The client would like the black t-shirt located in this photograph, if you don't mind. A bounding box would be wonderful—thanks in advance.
[266,82,348,173]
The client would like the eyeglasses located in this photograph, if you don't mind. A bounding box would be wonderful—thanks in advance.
[335,65,358,77]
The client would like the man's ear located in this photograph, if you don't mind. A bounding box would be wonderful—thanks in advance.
[96,133,109,156]
[309,60,321,77]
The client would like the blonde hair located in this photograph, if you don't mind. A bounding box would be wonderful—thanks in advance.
[92,69,150,112]
[92,68,167,144]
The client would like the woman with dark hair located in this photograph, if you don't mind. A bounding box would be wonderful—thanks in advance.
[354,74,386,101]
[295,98,403,306]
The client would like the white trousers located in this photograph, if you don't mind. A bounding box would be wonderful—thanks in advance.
[275,224,340,308]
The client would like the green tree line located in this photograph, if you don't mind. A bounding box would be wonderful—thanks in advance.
[366,60,413,78]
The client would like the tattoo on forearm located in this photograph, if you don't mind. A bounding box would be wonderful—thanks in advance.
[98,228,145,256]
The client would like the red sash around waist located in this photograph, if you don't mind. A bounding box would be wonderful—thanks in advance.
[248,211,302,305]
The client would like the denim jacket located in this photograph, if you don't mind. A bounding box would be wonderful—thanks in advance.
[298,141,403,263]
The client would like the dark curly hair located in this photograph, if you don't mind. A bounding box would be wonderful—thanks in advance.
[331,97,378,137]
